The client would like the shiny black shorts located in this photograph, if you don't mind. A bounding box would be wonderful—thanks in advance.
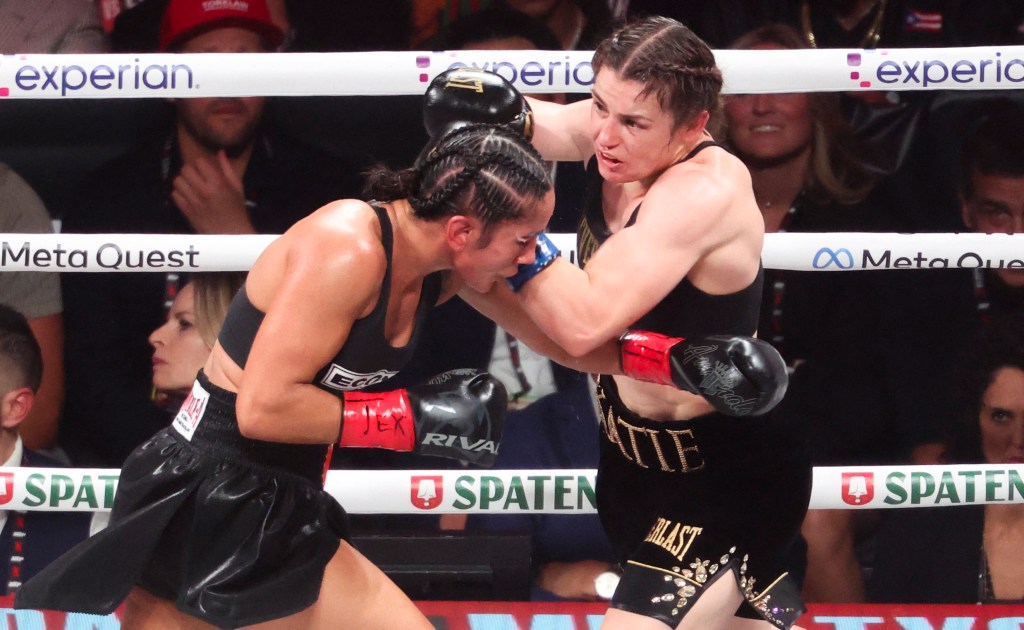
[596,376,811,629]
[16,372,348,628]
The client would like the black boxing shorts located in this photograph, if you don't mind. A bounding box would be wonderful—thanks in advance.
[594,375,811,629]
[16,371,348,629]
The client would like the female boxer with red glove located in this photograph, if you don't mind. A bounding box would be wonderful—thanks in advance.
[16,124,618,629]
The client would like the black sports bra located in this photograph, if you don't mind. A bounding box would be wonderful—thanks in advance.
[577,140,762,338]
[218,203,443,393]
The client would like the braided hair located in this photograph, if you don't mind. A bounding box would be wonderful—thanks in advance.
[593,16,723,129]
[364,124,551,235]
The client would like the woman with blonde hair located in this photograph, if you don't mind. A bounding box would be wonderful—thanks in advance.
[149,273,247,407]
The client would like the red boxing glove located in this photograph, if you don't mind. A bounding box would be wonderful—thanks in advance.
[340,390,416,452]
[338,370,507,466]
[619,330,678,387]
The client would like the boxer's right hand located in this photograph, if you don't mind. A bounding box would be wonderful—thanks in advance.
[340,369,507,466]
[619,330,788,417]
[422,68,533,142]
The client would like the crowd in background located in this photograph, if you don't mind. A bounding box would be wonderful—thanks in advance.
[0,0,1022,608]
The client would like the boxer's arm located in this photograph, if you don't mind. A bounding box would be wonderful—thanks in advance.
[516,171,749,356]
[458,280,619,375]
[526,96,594,162]
[235,201,384,444]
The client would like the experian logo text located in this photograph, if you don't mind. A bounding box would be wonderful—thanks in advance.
[446,58,594,88]
[12,59,195,96]
[871,51,1024,88]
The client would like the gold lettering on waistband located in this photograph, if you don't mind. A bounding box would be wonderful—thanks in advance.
[598,390,635,464]
[618,420,650,468]
[665,428,706,472]
[598,387,706,473]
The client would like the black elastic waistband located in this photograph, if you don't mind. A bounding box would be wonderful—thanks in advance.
[183,371,329,484]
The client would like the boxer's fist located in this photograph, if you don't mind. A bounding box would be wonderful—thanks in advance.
[619,331,787,417]
[340,370,507,466]
[423,68,533,141]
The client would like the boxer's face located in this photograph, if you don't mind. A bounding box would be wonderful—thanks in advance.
[149,283,211,394]
[961,170,1024,286]
[978,367,1024,465]
[590,69,695,185]
[454,190,555,292]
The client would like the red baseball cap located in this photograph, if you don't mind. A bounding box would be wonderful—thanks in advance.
[159,0,285,51]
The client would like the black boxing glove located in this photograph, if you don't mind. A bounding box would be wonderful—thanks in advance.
[339,369,507,466]
[619,330,787,417]
[423,67,533,141]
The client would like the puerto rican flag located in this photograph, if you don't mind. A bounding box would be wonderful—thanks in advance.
[904,8,943,31]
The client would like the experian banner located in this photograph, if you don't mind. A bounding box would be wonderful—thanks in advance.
[0,46,1022,98]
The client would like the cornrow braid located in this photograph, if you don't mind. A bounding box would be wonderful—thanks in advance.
[408,124,552,230]
[594,16,723,128]
[411,163,479,216]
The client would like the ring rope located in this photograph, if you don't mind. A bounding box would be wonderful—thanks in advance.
[0,232,1020,273]
[1,464,1020,513]
[1,46,1022,98]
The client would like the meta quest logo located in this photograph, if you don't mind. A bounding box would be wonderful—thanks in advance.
[812,245,1024,270]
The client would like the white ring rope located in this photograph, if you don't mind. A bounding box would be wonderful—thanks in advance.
[0,232,1021,272]
[1,464,1019,513]
[1,46,1023,98]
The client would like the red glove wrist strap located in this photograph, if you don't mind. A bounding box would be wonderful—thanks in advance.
[620,331,678,387]
[339,390,416,451]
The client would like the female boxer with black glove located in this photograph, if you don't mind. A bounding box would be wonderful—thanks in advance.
[422,20,810,630]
